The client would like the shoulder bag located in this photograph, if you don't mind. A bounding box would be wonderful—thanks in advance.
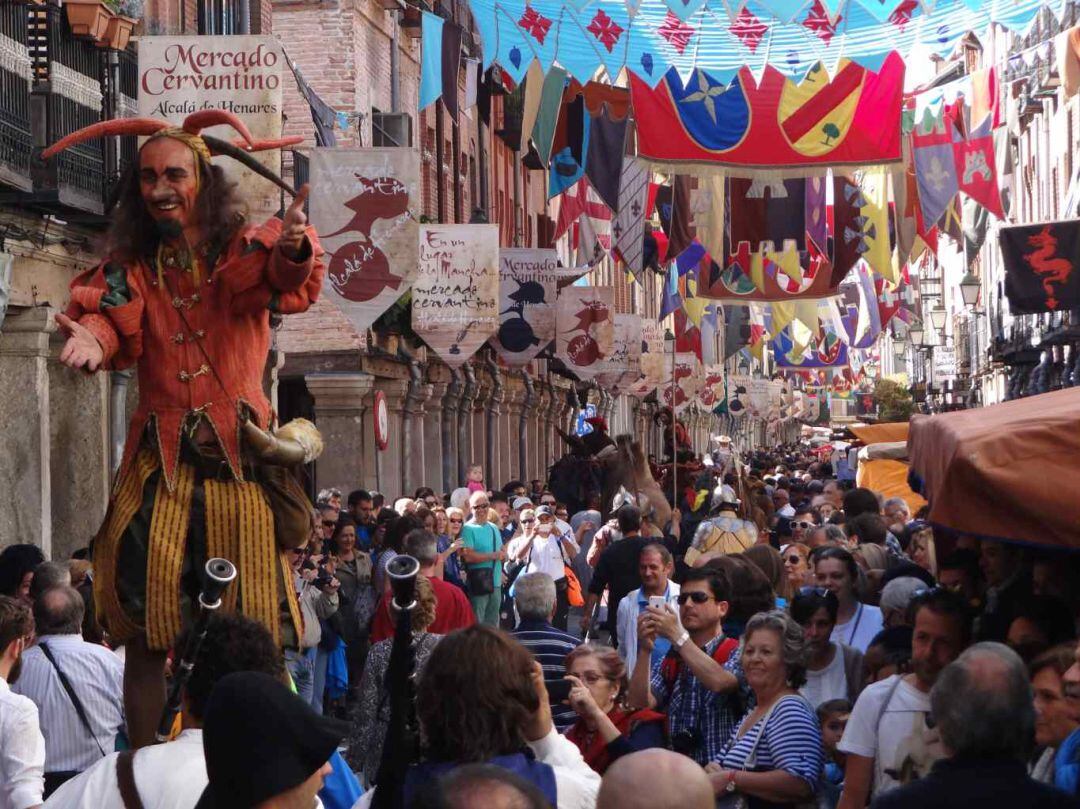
[465,523,499,596]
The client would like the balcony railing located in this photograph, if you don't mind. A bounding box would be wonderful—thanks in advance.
[0,0,32,191]
[0,0,133,218]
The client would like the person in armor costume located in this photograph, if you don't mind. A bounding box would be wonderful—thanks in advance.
[684,484,758,567]
[708,435,735,478]
[47,110,325,747]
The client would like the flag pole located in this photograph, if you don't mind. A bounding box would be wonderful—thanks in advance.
[670,329,677,511]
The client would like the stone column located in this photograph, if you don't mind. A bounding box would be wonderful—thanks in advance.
[424,379,447,494]
[503,377,522,485]
[402,374,430,497]
[470,375,491,486]
[456,364,478,488]
[483,356,504,489]
[440,368,462,494]
[518,371,536,483]
[380,378,410,498]
[48,325,110,561]
[0,308,55,554]
[304,373,375,495]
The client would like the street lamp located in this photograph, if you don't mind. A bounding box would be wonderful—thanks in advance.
[959,271,981,308]
[909,320,925,346]
[929,304,948,333]
[893,343,907,365]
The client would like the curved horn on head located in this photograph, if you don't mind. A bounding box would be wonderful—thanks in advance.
[201,135,297,196]
[233,135,305,152]
[181,110,256,146]
[42,119,170,159]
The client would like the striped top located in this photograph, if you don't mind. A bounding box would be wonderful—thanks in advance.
[511,620,581,732]
[719,695,825,790]
[13,635,125,774]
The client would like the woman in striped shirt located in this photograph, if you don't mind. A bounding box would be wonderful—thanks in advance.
[707,610,825,808]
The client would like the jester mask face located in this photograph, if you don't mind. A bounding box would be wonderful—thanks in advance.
[138,136,201,230]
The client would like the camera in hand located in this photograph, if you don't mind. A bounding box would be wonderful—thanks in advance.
[547,679,573,703]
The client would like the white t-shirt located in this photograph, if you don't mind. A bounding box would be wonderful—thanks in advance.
[830,602,883,653]
[837,674,944,797]
[799,642,848,707]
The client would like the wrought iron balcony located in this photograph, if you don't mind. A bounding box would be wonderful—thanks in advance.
[0,0,33,191]
[0,0,135,220]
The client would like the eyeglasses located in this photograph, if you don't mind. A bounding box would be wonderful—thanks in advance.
[556,512,568,519]
[785,554,803,564]
[521,518,535,524]
[321,520,336,528]
[473,502,489,509]
[573,672,611,685]
[449,518,463,524]
[792,521,815,529]
[676,592,717,605]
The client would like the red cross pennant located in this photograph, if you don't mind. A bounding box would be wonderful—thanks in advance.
[587,10,625,53]
[518,5,553,44]
[730,8,768,53]
[658,11,695,55]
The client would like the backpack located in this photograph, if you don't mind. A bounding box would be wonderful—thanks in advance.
[659,636,740,692]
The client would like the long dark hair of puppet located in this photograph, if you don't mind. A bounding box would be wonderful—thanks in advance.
[201,135,297,197]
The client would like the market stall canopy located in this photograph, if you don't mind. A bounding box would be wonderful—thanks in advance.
[850,422,911,444]
[908,387,1080,547]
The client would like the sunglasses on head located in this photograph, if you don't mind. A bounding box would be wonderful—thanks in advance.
[676,592,716,605]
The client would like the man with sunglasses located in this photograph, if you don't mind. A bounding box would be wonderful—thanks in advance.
[789,506,817,545]
[627,568,743,766]
[461,491,508,626]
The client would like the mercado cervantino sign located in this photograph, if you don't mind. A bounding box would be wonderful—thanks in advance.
[138,36,284,216]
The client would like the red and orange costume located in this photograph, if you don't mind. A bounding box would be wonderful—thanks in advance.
[48,112,322,651]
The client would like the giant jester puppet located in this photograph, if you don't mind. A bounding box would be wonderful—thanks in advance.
[46,110,324,746]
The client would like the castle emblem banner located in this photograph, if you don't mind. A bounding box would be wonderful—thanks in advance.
[413,224,500,366]
[309,148,420,333]
[490,249,585,365]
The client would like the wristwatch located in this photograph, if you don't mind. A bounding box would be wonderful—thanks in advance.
[674,630,690,649]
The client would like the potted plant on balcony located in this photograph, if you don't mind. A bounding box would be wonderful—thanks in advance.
[99,0,141,49]
[63,0,112,41]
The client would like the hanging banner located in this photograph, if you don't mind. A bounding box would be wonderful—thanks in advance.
[413,224,500,366]
[932,346,958,384]
[628,320,666,397]
[728,373,752,418]
[555,286,615,380]
[660,353,702,413]
[309,148,420,333]
[629,55,905,171]
[491,248,584,365]
[596,314,643,392]
[747,378,770,418]
[1000,220,1080,314]
[698,365,726,410]
[138,36,284,217]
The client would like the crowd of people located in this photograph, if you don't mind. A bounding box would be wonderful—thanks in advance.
[2,446,1080,809]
